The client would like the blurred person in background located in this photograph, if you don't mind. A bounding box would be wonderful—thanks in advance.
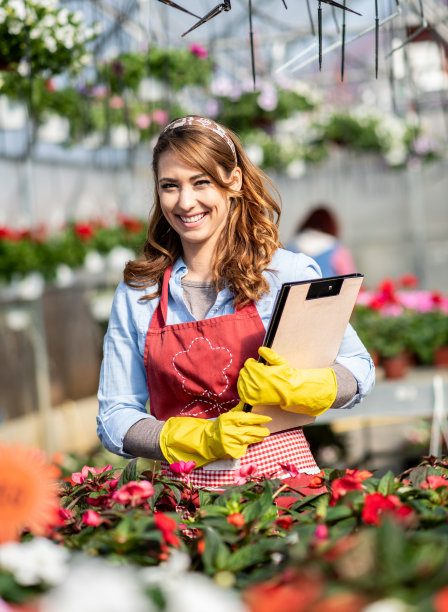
[97,116,374,493]
[287,205,356,278]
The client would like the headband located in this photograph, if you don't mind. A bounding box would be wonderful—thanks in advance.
[163,116,237,162]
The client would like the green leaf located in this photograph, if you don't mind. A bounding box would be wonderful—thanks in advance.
[117,458,138,487]
[226,539,282,572]
[378,471,396,496]
[201,527,230,574]
[242,481,273,523]
[325,505,354,522]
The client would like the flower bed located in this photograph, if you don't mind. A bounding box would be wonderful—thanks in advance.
[352,275,448,375]
[1,444,448,611]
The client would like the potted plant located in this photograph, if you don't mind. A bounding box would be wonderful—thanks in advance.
[373,314,410,379]
[405,310,448,367]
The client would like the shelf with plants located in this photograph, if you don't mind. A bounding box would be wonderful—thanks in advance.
[352,275,448,378]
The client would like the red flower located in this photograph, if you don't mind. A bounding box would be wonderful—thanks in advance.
[398,273,419,289]
[45,79,56,93]
[154,512,180,547]
[432,291,443,306]
[433,586,448,612]
[345,468,373,481]
[58,507,73,522]
[118,214,144,234]
[420,475,448,490]
[243,570,323,612]
[112,480,154,506]
[361,493,409,526]
[377,278,398,303]
[73,222,95,241]
[82,509,102,527]
[309,470,326,488]
[227,512,245,528]
[330,469,371,505]
[275,515,293,531]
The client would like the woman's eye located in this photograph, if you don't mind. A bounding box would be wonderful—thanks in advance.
[161,183,177,190]
[195,179,210,187]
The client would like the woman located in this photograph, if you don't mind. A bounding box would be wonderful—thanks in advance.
[287,205,357,278]
[97,115,375,491]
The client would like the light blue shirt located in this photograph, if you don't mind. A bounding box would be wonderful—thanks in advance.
[97,248,375,457]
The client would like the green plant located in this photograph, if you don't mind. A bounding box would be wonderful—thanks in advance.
[0,0,99,77]
[405,310,448,365]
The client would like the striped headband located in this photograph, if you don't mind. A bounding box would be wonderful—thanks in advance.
[163,116,237,162]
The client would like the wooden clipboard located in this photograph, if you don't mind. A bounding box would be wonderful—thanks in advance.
[246,274,364,433]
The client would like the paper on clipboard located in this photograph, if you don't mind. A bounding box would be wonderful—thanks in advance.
[251,274,364,433]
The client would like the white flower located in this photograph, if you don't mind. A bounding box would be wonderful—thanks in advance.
[245,143,264,166]
[17,59,30,77]
[106,246,136,274]
[8,20,23,35]
[0,8,7,24]
[0,538,70,587]
[42,557,152,612]
[9,0,26,20]
[43,36,57,52]
[363,598,413,612]
[141,552,246,612]
[57,7,69,24]
[84,250,106,274]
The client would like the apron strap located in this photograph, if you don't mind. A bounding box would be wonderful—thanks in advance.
[151,265,173,328]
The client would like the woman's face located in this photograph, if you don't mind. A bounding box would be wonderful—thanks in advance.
[157,150,241,255]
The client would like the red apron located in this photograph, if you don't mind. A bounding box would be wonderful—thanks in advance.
[144,265,319,488]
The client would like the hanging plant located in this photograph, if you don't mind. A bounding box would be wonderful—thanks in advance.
[0,0,100,77]
[98,45,213,94]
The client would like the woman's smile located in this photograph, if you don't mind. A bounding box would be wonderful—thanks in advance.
[178,212,208,225]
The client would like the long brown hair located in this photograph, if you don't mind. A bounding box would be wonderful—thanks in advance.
[124,116,281,307]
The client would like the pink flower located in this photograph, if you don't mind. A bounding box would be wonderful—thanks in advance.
[151,109,169,125]
[82,510,102,527]
[169,460,196,476]
[314,524,329,540]
[189,43,208,59]
[112,480,154,506]
[421,475,448,490]
[109,95,124,109]
[234,463,259,485]
[279,462,300,478]
[71,464,112,484]
[58,507,73,522]
[135,113,151,130]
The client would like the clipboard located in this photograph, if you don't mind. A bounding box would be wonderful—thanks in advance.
[244,273,364,433]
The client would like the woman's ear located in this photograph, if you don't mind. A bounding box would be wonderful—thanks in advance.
[230,166,243,191]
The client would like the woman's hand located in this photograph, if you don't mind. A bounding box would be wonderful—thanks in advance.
[237,347,337,417]
[159,411,271,468]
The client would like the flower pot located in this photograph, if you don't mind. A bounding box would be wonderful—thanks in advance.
[382,354,408,379]
[370,349,381,367]
[434,346,448,368]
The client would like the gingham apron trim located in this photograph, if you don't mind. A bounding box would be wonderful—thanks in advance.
[161,427,320,488]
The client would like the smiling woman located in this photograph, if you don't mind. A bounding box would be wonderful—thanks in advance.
[96,114,375,492]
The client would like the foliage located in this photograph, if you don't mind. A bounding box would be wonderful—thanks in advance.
[353,276,448,364]
[2,455,448,610]
[0,0,99,77]
[98,46,213,93]
[0,216,147,284]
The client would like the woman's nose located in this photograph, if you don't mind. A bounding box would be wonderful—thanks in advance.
[177,186,195,210]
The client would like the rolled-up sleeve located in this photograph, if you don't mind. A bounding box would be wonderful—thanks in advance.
[334,323,375,409]
[97,282,155,457]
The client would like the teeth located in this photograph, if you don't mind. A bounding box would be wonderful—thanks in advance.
[180,213,206,224]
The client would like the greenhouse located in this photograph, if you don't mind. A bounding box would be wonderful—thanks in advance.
[1,0,448,610]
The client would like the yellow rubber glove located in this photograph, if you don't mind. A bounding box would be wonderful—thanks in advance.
[159,411,271,468]
[237,346,337,417]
